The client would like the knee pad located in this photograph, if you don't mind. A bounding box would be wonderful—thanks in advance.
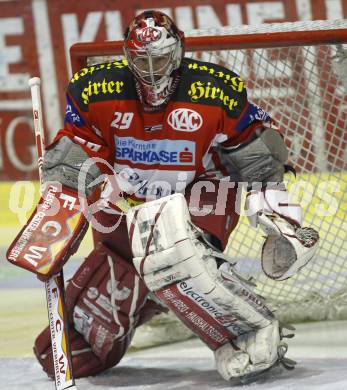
[127,193,216,291]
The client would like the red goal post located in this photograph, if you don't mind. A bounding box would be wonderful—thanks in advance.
[70,24,347,73]
[69,20,347,324]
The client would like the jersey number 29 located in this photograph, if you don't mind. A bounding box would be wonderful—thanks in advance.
[111,112,134,129]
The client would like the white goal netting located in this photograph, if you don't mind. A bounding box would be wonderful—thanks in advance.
[185,20,347,323]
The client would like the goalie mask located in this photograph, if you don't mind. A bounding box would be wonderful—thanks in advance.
[123,11,184,109]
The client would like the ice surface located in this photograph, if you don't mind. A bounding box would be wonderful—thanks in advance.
[1,249,347,389]
[1,355,347,390]
[1,333,347,390]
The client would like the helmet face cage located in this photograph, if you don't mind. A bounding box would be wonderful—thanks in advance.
[124,11,184,90]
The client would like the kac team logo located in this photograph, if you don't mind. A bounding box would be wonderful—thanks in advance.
[137,27,162,42]
[167,108,203,132]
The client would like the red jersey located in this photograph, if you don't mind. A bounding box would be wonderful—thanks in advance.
[55,57,270,202]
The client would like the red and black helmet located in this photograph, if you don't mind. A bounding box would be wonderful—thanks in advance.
[123,11,185,91]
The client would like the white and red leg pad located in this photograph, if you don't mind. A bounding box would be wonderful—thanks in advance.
[126,194,282,377]
[246,188,319,280]
[34,242,165,378]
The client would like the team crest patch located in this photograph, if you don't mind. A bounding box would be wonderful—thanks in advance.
[167,108,203,132]
[136,27,162,42]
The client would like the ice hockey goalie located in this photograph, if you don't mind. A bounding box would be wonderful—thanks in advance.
[9,9,319,383]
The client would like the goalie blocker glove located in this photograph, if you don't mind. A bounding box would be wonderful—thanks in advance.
[6,136,102,280]
[6,183,89,280]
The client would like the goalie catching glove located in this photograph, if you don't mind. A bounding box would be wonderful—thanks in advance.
[126,193,295,381]
[246,188,319,280]
[220,125,319,280]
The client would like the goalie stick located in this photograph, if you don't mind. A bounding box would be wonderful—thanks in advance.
[28,77,77,390]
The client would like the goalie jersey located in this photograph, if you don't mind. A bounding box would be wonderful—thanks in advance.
[54,57,272,202]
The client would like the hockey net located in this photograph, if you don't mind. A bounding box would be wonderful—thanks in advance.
[70,19,347,346]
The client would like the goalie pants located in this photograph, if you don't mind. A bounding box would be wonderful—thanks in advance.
[94,179,240,255]
[34,179,240,378]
